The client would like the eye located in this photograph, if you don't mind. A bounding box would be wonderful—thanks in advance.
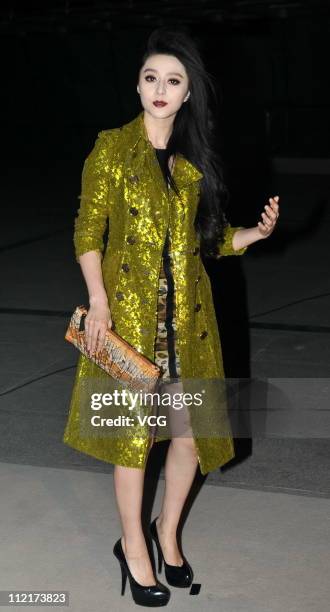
[145,75,156,82]
[169,79,181,85]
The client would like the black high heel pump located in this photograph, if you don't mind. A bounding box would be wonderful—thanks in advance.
[113,537,171,607]
[149,517,193,588]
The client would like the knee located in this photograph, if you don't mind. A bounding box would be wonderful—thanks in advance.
[171,436,198,459]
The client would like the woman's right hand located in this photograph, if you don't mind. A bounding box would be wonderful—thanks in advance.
[85,295,112,356]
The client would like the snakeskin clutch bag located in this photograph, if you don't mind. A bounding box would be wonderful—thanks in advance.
[65,305,162,394]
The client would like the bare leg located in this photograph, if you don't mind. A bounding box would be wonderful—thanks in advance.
[113,464,156,586]
[156,382,199,565]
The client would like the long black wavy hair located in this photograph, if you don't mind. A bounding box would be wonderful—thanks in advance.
[139,26,230,259]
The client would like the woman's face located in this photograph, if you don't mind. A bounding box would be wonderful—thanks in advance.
[137,53,190,118]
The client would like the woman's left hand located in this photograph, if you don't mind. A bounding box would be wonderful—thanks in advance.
[257,195,280,238]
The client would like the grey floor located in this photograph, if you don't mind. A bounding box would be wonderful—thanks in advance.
[0,168,330,610]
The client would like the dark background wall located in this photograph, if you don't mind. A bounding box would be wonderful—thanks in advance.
[4,11,330,149]
[3,2,330,229]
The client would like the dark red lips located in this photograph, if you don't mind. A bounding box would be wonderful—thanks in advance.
[153,101,167,107]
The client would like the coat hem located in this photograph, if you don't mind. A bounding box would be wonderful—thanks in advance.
[62,436,149,470]
[62,432,235,476]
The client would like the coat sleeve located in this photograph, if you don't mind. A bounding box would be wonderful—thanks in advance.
[217,224,248,257]
[73,130,112,262]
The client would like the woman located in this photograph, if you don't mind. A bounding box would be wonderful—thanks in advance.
[63,27,280,606]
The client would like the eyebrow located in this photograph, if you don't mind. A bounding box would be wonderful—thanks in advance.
[143,68,184,78]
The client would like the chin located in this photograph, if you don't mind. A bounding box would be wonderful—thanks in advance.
[149,106,176,118]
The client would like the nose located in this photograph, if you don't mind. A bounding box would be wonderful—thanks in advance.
[155,79,166,96]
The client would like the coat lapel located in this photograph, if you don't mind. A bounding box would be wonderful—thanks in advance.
[124,111,204,190]
[172,154,204,188]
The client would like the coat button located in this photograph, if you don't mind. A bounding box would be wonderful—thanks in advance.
[121,263,130,272]
[126,235,136,245]
[193,246,200,255]
[116,291,124,301]
[200,330,208,339]
[129,206,139,216]
[129,174,139,184]
[194,303,202,312]
[195,274,201,283]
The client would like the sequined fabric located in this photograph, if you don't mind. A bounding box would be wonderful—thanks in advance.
[154,233,181,381]
[62,110,248,475]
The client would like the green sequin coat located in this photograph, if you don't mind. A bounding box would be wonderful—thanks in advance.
[63,110,248,475]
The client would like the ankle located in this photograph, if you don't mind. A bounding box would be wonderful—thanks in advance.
[156,515,177,537]
[122,534,147,556]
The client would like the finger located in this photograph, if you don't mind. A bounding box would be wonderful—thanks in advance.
[267,200,277,209]
[90,328,101,355]
[264,208,275,222]
[98,319,112,352]
[94,325,105,351]
[86,329,94,352]
[85,320,95,351]
[262,212,272,227]
[94,322,110,354]
[96,333,106,353]
[269,198,279,212]
[90,342,97,356]
[265,204,277,220]
[263,215,273,229]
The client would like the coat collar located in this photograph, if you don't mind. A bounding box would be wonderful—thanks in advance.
[123,111,204,187]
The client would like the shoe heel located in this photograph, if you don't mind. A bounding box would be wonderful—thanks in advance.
[150,519,163,573]
[119,562,127,596]
[156,541,163,573]
[113,536,171,606]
